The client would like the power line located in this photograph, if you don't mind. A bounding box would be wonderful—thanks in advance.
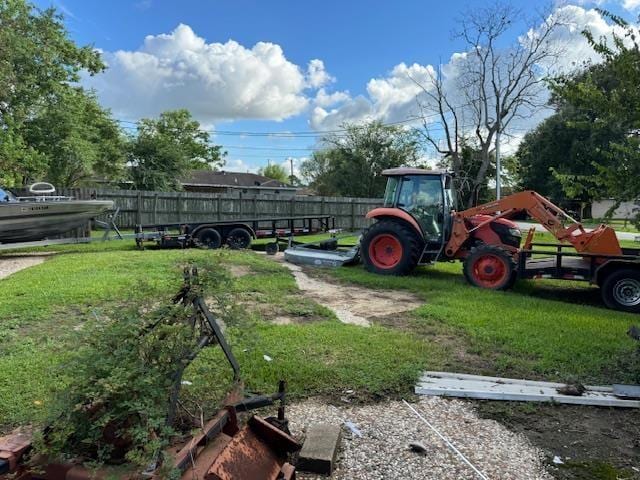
[223,145,315,151]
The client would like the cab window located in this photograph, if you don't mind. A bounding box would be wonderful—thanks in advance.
[397,175,443,240]
[383,177,400,207]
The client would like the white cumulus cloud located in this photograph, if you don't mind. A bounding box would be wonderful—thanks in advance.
[622,0,640,10]
[310,62,435,131]
[306,59,334,88]
[85,24,330,123]
[314,88,350,108]
[309,5,631,140]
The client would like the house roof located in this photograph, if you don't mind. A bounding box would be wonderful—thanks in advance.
[181,170,295,189]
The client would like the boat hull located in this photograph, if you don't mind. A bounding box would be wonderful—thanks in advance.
[0,200,113,243]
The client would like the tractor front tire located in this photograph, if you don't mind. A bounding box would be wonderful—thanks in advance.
[463,245,516,291]
[361,220,422,275]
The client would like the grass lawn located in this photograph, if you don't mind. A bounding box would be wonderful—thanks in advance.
[326,259,638,384]
[0,242,431,432]
[1,232,638,436]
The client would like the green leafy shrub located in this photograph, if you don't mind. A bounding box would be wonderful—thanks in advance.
[35,264,235,468]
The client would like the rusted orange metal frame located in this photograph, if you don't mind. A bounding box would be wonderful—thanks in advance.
[446,190,622,257]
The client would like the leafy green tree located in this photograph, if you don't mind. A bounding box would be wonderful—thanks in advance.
[549,11,640,219]
[515,109,616,205]
[301,122,420,197]
[0,0,104,185]
[129,110,226,191]
[258,163,289,183]
[23,88,126,187]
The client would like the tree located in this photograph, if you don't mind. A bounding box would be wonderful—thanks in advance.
[549,11,640,221]
[415,3,565,207]
[0,0,104,185]
[515,105,619,206]
[301,122,421,197]
[258,164,289,183]
[23,88,127,187]
[129,110,226,191]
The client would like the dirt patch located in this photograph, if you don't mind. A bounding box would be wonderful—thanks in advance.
[238,293,328,326]
[476,402,640,479]
[225,264,252,278]
[0,253,53,279]
[272,316,296,325]
[291,396,550,480]
[281,262,423,327]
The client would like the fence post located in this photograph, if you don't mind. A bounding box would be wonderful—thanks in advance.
[216,195,221,220]
[290,196,296,217]
[152,193,158,224]
[350,198,356,231]
[177,193,183,222]
[238,192,243,217]
[136,192,142,225]
[253,196,258,218]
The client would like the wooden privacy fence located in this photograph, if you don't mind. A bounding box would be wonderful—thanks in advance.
[61,188,384,231]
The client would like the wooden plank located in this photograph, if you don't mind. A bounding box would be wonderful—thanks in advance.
[415,372,640,408]
[419,371,612,392]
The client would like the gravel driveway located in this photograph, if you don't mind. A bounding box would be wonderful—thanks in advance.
[289,397,551,480]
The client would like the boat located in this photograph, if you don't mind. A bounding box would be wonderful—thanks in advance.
[0,182,114,243]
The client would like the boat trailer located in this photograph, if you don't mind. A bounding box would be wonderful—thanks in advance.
[0,268,301,480]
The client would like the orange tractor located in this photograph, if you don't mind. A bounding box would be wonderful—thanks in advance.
[361,168,640,313]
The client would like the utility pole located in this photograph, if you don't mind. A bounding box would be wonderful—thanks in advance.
[289,158,294,184]
[495,120,502,200]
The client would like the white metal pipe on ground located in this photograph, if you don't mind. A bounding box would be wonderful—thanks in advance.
[402,399,490,480]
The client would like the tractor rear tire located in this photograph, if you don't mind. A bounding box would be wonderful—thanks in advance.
[601,269,640,313]
[463,245,516,291]
[361,220,422,275]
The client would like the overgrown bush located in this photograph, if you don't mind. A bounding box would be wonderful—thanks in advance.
[35,264,237,469]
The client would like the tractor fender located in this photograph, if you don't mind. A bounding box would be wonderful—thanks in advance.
[366,208,423,237]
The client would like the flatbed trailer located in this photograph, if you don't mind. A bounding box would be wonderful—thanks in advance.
[134,215,335,250]
[519,242,640,282]
[518,239,640,311]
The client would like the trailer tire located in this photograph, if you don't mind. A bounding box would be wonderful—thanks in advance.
[601,269,640,313]
[361,220,421,275]
[463,245,516,291]
[195,228,222,249]
[265,242,279,255]
[226,227,252,250]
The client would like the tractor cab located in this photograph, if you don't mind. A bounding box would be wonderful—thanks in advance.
[381,168,455,243]
[362,168,456,275]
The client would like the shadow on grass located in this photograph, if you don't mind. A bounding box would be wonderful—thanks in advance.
[413,264,608,311]
[513,281,605,309]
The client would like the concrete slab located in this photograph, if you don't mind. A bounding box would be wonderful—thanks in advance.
[297,423,342,475]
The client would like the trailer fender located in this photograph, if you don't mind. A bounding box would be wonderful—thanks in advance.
[365,208,424,238]
[594,260,640,285]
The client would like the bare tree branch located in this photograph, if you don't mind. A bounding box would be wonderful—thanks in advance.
[415,1,563,207]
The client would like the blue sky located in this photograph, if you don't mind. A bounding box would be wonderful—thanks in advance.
[33,0,639,174]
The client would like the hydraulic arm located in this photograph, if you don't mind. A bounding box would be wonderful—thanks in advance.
[445,190,622,257]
